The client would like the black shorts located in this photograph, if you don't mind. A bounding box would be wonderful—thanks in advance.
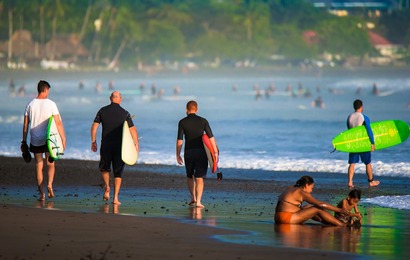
[99,143,124,178]
[184,149,208,178]
[30,144,48,154]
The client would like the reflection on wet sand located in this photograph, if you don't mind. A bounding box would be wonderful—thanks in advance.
[190,206,204,220]
[100,203,120,214]
[188,207,217,227]
[35,200,54,209]
[274,224,362,253]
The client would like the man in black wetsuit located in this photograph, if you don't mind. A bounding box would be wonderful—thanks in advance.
[91,91,139,205]
[176,100,218,208]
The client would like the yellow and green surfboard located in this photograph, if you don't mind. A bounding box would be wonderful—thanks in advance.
[332,120,409,153]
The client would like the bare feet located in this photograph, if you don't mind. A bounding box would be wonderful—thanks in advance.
[188,200,196,207]
[112,201,121,205]
[38,193,45,201]
[103,187,110,201]
[196,203,205,209]
[369,180,380,187]
[47,187,54,199]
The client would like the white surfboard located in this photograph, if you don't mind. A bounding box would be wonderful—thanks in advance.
[202,134,218,173]
[47,116,64,160]
[121,121,138,165]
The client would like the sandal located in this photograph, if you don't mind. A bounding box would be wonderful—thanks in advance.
[21,142,31,163]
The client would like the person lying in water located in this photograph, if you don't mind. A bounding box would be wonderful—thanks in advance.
[275,175,348,226]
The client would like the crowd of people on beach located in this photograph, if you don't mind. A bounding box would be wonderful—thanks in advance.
[20,79,381,227]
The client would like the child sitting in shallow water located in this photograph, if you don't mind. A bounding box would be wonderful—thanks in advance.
[335,189,363,226]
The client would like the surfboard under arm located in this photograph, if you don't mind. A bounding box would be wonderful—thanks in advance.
[202,134,218,173]
[332,120,410,153]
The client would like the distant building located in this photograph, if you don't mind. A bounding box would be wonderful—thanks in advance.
[0,31,88,67]
[367,31,403,65]
[0,30,39,59]
[307,0,398,16]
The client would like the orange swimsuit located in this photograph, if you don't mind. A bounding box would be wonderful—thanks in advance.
[274,211,293,224]
[274,200,302,224]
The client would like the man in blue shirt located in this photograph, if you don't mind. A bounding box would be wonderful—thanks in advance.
[347,99,380,188]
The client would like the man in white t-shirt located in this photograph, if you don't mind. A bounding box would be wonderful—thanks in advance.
[22,80,66,201]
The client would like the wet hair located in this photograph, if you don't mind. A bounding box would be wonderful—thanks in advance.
[37,80,51,93]
[186,100,198,111]
[294,175,314,188]
[348,189,361,200]
[353,99,363,110]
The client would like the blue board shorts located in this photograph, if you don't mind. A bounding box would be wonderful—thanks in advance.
[349,152,371,165]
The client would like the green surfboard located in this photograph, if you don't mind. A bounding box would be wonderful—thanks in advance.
[332,120,410,153]
[46,116,64,160]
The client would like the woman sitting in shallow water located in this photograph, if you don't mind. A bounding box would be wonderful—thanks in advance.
[275,176,348,226]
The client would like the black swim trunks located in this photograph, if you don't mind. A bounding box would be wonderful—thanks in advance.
[30,144,48,154]
[184,148,208,178]
[93,102,133,177]
[99,142,124,178]
[177,113,214,178]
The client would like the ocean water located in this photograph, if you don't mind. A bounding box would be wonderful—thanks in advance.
[1,68,409,209]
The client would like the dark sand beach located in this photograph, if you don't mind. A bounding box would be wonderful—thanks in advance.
[1,156,409,259]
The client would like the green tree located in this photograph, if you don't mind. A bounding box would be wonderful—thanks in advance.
[316,17,372,58]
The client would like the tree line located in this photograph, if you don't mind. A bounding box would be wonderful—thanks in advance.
[0,0,409,68]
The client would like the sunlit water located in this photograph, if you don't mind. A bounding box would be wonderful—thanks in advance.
[2,68,408,210]
[1,68,409,258]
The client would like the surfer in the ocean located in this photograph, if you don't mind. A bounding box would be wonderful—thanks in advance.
[347,99,380,188]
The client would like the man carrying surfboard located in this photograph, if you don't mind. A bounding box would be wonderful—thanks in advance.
[21,80,66,201]
[176,100,218,209]
[91,91,139,205]
[347,99,380,188]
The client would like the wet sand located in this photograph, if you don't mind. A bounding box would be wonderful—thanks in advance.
[1,156,409,259]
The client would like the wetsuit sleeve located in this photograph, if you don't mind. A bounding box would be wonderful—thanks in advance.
[177,120,184,140]
[93,109,102,124]
[204,119,214,138]
[125,112,134,127]
[363,115,375,144]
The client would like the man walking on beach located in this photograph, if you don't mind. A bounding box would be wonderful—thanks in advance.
[22,80,66,201]
[91,91,139,205]
[347,99,380,188]
[176,100,218,208]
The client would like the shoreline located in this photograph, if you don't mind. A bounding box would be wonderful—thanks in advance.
[0,204,361,260]
[1,156,409,259]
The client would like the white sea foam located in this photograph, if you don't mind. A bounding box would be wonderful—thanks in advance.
[363,195,410,210]
[1,71,409,180]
